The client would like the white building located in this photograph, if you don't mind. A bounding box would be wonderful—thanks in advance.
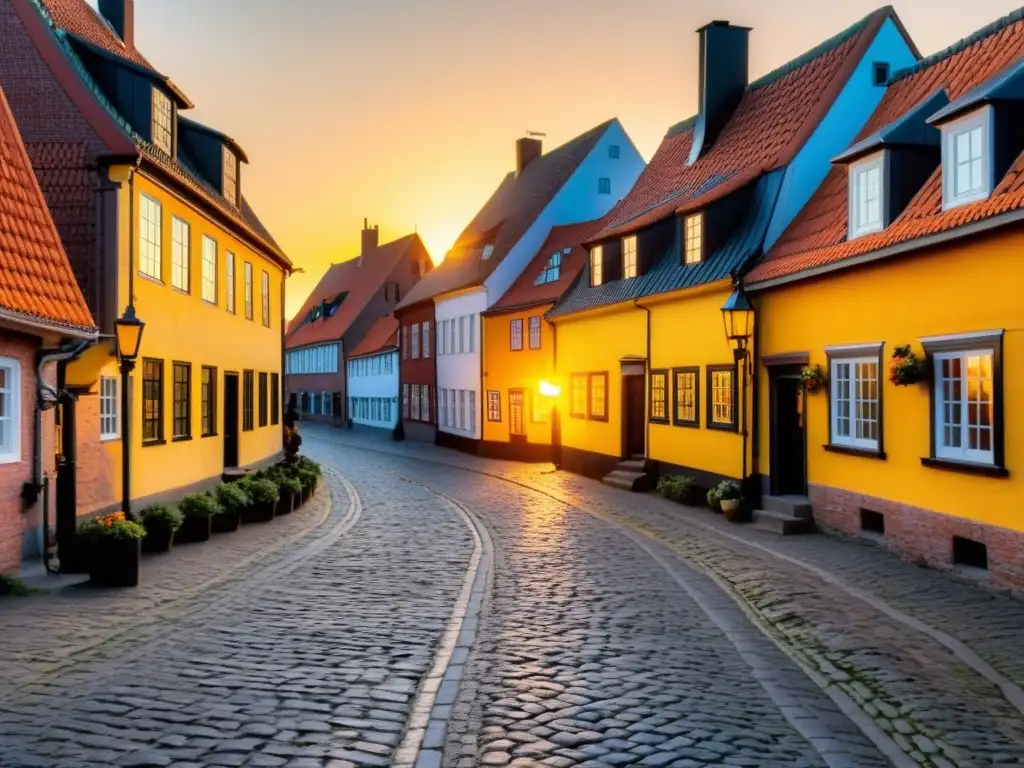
[346,317,400,431]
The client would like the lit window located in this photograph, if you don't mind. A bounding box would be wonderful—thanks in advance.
[673,368,699,427]
[422,321,431,358]
[139,193,162,280]
[142,359,164,443]
[848,154,885,239]
[588,373,607,420]
[932,347,997,465]
[510,319,523,351]
[623,235,638,279]
[244,262,253,320]
[202,366,217,436]
[261,271,271,327]
[99,376,119,440]
[598,177,611,195]
[171,217,190,291]
[684,213,703,265]
[151,88,173,155]
[590,246,603,287]
[830,356,880,451]
[528,317,541,350]
[707,366,736,430]
[0,358,21,463]
[649,370,668,423]
[172,362,191,440]
[509,391,525,436]
[571,374,587,418]
[223,145,238,204]
[535,252,562,285]
[411,384,421,421]
[942,108,991,209]
[487,391,501,422]
[226,252,236,313]
[202,236,217,304]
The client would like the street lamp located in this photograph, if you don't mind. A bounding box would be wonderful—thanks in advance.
[114,306,145,519]
[539,380,562,469]
[721,290,754,363]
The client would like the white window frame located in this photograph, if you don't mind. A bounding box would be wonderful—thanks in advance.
[99,376,119,441]
[848,152,886,239]
[139,193,162,280]
[151,87,173,155]
[933,347,996,466]
[411,323,420,359]
[622,235,638,279]
[0,357,21,464]
[422,321,431,359]
[244,262,254,320]
[226,251,236,313]
[469,390,476,434]
[590,245,603,286]
[202,236,218,304]
[827,348,881,452]
[528,316,541,350]
[171,216,190,291]
[411,384,421,421]
[684,213,703,265]
[223,145,238,204]
[941,106,993,210]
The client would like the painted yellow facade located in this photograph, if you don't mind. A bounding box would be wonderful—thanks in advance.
[70,167,286,512]
[754,229,1024,531]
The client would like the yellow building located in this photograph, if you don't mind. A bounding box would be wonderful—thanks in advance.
[746,12,1024,591]
[0,0,290,525]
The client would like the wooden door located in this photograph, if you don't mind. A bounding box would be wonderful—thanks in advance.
[624,375,646,458]
[509,390,525,442]
[224,373,240,469]
[771,374,806,495]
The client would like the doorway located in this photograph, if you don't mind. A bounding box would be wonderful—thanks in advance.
[224,373,240,469]
[509,390,525,442]
[770,369,806,496]
[623,374,646,458]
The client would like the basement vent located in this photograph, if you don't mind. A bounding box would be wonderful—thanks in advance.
[953,536,988,570]
[860,509,885,534]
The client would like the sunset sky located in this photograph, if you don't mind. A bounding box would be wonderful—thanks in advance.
[104,0,1022,318]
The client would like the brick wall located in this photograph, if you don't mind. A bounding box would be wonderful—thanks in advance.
[810,483,1024,596]
[75,390,118,517]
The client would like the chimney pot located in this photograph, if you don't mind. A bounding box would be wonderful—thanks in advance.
[688,20,751,165]
[516,137,543,175]
[98,0,134,49]
[361,219,379,255]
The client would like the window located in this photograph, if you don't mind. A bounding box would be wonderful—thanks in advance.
[482,244,495,260]
[848,154,885,238]
[535,252,562,285]
[649,370,668,423]
[609,145,620,159]
[437,322,445,356]
[226,252,236,313]
[270,373,280,426]
[421,384,431,423]
[707,365,737,430]
[458,390,466,430]
[322,390,331,417]
[411,323,420,359]
[469,391,476,433]
[262,271,271,327]
[459,316,467,353]
[829,349,881,452]
[588,373,608,420]
[590,246,603,287]
[99,376,119,440]
[223,145,238,204]
[0,358,20,463]
[258,372,268,427]
[151,87,173,155]
[470,314,477,352]
[922,332,1003,469]
[571,374,587,418]
[423,321,431,358]
[509,391,525,436]
[202,236,218,303]
[139,193,162,280]
[872,61,890,86]
[411,384,421,421]
[403,326,409,360]
[510,319,524,351]
[402,383,409,419]
[172,362,191,440]
[171,217,190,291]
[528,317,541,350]
[242,370,254,431]
[449,319,456,354]
[622,235,638,279]
[598,177,611,195]
[142,359,164,444]
[484,390,502,423]
[684,213,703,265]
[440,388,447,427]
[673,367,699,427]
[244,262,253,320]
[201,366,217,436]
[942,108,991,209]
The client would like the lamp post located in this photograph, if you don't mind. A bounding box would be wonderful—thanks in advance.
[721,290,755,486]
[539,380,562,469]
[114,306,145,519]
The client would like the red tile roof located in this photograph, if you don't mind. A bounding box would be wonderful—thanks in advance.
[750,10,1024,286]
[0,83,94,332]
[489,215,613,312]
[396,120,614,309]
[287,234,424,349]
[593,7,901,243]
[349,316,399,359]
[41,0,152,68]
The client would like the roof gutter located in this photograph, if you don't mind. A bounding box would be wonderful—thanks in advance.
[0,309,97,341]
[746,207,1024,292]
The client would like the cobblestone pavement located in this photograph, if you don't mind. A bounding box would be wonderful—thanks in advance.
[304,426,1024,767]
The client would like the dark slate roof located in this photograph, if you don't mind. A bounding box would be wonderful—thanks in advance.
[548,171,782,319]
[833,88,948,163]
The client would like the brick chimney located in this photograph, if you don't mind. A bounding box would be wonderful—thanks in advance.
[98,0,135,50]
[361,218,379,257]
[516,137,542,175]
[688,21,751,165]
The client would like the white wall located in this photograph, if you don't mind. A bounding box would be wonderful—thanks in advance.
[346,349,399,429]
[435,289,488,439]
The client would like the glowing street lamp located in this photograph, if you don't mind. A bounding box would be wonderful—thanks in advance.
[114,306,145,519]
[539,380,562,469]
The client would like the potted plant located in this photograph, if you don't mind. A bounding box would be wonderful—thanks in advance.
[138,503,182,553]
[656,475,698,505]
[79,512,146,587]
[213,484,247,533]
[243,478,279,523]
[275,474,302,515]
[715,480,747,523]
[707,485,722,512]
[177,492,220,543]
[889,344,926,386]
[800,364,826,395]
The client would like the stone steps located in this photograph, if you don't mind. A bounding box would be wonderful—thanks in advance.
[752,508,815,535]
[602,469,651,492]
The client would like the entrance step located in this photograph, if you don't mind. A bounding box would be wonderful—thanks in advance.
[618,458,651,473]
[752,508,815,535]
[761,494,813,519]
[601,470,651,492]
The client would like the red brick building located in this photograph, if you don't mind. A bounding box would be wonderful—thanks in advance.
[0,82,97,573]
[395,300,438,442]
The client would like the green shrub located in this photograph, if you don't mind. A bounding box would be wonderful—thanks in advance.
[178,492,222,520]
[79,512,147,540]
[296,468,317,492]
[714,479,743,502]
[656,475,697,504]
[138,503,183,532]
[216,483,250,514]
[297,456,322,477]
[277,475,302,496]
[0,574,40,597]
[248,478,280,505]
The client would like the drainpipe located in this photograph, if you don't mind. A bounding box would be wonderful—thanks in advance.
[546,316,560,469]
[634,299,652,460]
[748,297,761,504]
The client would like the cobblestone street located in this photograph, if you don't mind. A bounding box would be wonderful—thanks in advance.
[2,426,1024,767]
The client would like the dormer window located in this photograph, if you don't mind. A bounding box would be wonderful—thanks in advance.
[535,251,562,285]
[622,235,638,279]
[223,145,238,205]
[684,213,703,264]
[590,245,603,287]
[151,88,173,155]
[848,152,885,239]
[941,107,992,210]
[482,244,495,260]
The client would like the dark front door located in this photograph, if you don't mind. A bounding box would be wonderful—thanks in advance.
[509,390,525,442]
[623,375,646,458]
[224,373,240,469]
[771,374,806,495]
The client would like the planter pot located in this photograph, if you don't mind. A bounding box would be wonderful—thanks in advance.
[241,501,275,524]
[276,491,295,516]
[142,526,174,553]
[176,515,212,544]
[88,537,141,587]
[211,510,241,534]
[720,499,749,523]
[59,535,91,574]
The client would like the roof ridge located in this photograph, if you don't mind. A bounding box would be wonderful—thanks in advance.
[749,6,891,91]
[890,7,1024,84]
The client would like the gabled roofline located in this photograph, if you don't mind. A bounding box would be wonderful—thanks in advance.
[179,115,249,163]
[346,344,398,361]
